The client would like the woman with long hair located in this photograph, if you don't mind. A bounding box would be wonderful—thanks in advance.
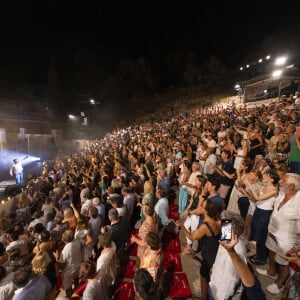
[131,203,158,265]
[176,199,221,300]
[140,181,154,223]
[249,127,264,161]
[227,159,252,215]
[245,171,280,265]
[181,175,207,255]
[139,232,163,282]
[233,139,249,171]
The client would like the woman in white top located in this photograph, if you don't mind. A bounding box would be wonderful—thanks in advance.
[245,171,280,265]
[233,139,249,171]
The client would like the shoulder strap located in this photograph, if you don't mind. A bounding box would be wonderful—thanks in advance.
[204,221,217,236]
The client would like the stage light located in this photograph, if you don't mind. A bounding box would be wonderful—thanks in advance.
[274,56,287,66]
[272,69,282,78]
[258,58,263,63]
[266,55,271,60]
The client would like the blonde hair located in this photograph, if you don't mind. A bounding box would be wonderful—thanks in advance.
[31,251,51,275]
[143,181,153,195]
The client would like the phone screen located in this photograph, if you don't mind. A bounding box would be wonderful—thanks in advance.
[220,219,232,241]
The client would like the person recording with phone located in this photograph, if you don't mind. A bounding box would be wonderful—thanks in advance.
[218,232,266,300]
[209,211,249,300]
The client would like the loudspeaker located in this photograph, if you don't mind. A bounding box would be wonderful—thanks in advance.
[5,184,22,197]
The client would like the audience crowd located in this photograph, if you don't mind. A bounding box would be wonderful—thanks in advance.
[0,92,300,300]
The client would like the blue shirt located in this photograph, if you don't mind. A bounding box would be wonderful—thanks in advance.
[154,197,169,226]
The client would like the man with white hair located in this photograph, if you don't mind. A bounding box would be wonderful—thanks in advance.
[256,173,300,295]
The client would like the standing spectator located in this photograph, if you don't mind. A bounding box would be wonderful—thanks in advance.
[233,139,249,171]
[12,265,51,300]
[256,173,300,295]
[245,171,279,265]
[140,181,154,223]
[210,150,236,209]
[154,188,169,229]
[57,230,82,298]
[203,147,217,176]
[209,211,247,299]
[176,199,221,300]
[288,128,300,174]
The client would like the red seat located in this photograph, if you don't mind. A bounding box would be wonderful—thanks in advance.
[164,233,181,253]
[125,242,138,256]
[122,259,136,279]
[169,203,179,212]
[163,251,182,272]
[112,281,135,300]
[168,210,179,220]
[169,273,192,299]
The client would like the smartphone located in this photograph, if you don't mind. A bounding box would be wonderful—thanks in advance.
[220,219,232,241]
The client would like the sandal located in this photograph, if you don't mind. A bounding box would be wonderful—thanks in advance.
[249,256,266,265]
[183,247,195,256]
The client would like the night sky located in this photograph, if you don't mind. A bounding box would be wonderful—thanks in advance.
[0,1,300,115]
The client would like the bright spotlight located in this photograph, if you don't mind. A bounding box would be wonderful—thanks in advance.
[264,89,268,94]
[274,56,287,66]
[266,55,271,60]
[68,114,76,120]
[246,64,250,68]
[258,58,263,63]
[90,99,95,105]
[272,69,283,78]
[240,67,243,71]
[234,84,240,90]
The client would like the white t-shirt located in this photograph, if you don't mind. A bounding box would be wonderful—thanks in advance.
[268,191,300,244]
[210,239,247,299]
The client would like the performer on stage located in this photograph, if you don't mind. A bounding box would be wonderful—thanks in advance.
[10,156,27,185]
